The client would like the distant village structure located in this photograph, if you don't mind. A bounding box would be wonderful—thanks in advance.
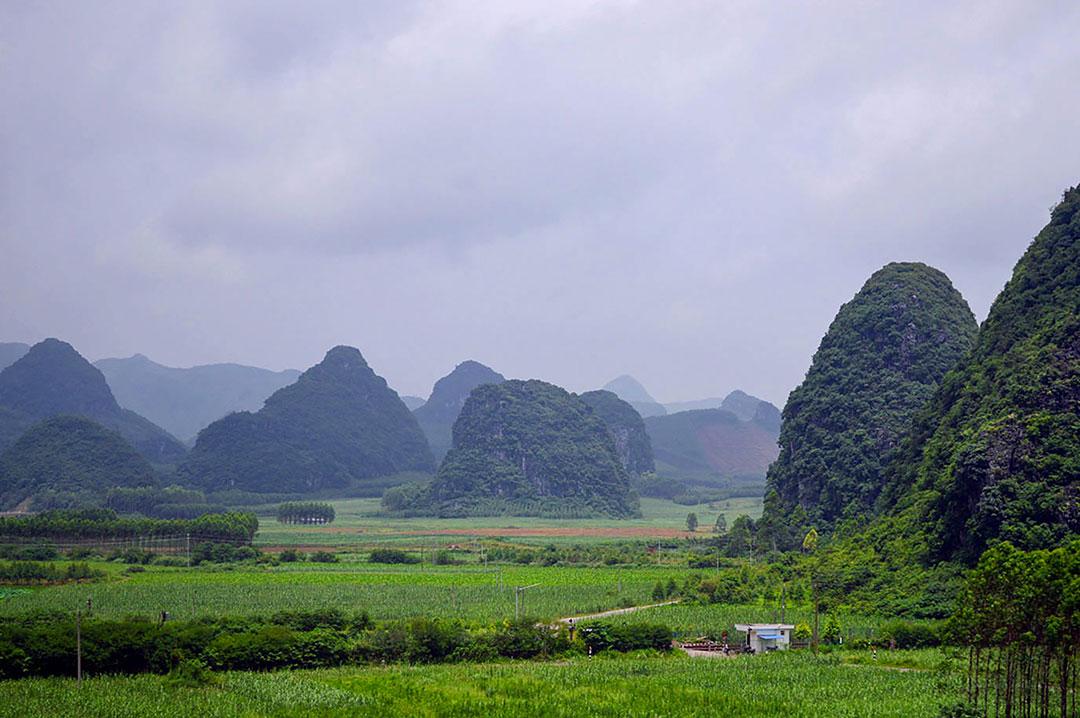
[734,624,795,653]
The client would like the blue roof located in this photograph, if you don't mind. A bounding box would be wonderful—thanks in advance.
[757,633,784,640]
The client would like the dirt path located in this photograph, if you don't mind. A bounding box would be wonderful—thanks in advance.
[555,600,680,624]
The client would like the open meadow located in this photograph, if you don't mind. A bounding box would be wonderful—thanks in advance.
[251,496,764,549]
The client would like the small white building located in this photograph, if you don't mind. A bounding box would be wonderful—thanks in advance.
[734,623,795,653]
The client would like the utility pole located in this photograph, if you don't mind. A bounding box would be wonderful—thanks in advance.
[76,609,82,686]
[514,584,540,620]
[812,578,819,654]
[781,584,786,624]
[185,533,191,567]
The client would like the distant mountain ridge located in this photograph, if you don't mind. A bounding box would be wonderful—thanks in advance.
[96,354,301,442]
[414,360,506,462]
[602,375,667,417]
[0,339,188,465]
[664,390,779,422]
[181,346,434,494]
[645,408,779,487]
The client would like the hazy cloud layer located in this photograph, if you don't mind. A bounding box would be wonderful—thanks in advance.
[2,1,1079,406]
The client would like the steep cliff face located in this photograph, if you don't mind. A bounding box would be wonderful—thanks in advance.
[413,360,505,462]
[760,262,978,545]
[887,187,1080,562]
[0,339,187,465]
[420,380,639,518]
[579,390,655,475]
[181,346,434,493]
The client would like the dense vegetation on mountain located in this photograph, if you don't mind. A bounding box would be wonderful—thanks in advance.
[181,346,434,494]
[413,360,505,461]
[0,339,188,465]
[0,343,28,371]
[602,375,667,417]
[578,390,655,475]
[759,262,978,546]
[644,409,779,488]
[882,187,1080,562]
[401,380,638,518]
[0,416,156,509]
[96,354,300,442]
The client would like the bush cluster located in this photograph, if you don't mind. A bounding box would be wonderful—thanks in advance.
[0,561,104,584]
[368,548,419,565]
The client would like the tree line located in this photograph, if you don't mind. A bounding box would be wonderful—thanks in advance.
[949,541,1078,718]
[0,509,258,544]
[275,502,335,524]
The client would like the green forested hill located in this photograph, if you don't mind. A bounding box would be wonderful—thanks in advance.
[180,346,434,494]
[760,262,978,547]
[579,390,655,476]
[885,186,1080,562]
[0,339,187,465]
[0,415,156,509]
[413,360,505,462]
[415,380,638,518]
[96,354,301,442]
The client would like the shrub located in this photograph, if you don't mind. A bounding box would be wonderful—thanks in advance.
[879,620,941,649]
[165,658,216,687]
[309,551,338,563]
[369,548,419,565]
[279,549,302,562]
[580,623,672,653]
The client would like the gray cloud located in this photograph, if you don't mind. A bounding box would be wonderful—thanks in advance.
[2,1,1079,406]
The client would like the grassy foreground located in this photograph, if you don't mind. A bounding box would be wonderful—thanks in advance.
[0,651,959,717]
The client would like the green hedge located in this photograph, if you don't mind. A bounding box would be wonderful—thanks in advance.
[0,611,667,678]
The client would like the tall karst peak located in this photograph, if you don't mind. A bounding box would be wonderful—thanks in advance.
[181,345,434,494]
[886,185,1080,562]
[0,339,187,464]
[0,338,119,420]
[411,379,639,518]
[759,261,978,548]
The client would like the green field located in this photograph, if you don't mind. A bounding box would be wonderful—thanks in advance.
[0,559,903,644]
[0,651,960,717]
[0,562,685,621]
[251,496,764,549]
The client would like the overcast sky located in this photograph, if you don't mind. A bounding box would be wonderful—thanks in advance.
[2,2,1078,406]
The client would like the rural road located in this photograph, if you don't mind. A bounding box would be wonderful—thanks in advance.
[556,600,680,624]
